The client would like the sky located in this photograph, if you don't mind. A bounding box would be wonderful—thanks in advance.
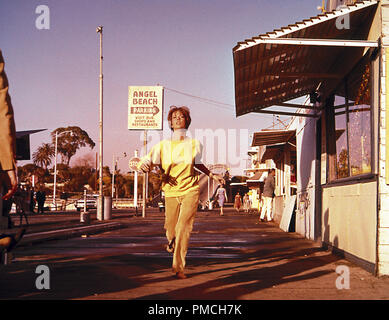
[1,0,320,175]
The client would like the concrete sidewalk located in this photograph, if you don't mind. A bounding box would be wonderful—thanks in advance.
[1,207,389,300]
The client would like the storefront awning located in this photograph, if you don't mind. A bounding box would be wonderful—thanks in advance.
[247,170,267,182]
[246,170,268,187]
[233,1,379,117]
[261,144,286,162]
[251,130,296,147]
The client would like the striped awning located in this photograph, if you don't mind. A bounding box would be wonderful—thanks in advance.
[233,1,379,117]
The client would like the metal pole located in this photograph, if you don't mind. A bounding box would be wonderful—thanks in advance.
[134,149,138,215]
[142,130,147,218]
[208,175,210,201]
[111,154,115,199]
[97,25,104,220]
[83,189,87,214]
[53,131,58,210]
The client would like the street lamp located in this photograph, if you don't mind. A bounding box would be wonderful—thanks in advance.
[96,25,104,220]
[53,130,73,209]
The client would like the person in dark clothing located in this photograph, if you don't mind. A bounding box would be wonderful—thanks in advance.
[36,189,46,214]
[260,169,275,222]
[13,185,29,226]
[29,187,35,213]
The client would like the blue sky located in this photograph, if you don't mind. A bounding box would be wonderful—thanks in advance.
[1,0,319,175]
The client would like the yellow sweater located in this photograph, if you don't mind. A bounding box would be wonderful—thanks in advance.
[139,138,203,197]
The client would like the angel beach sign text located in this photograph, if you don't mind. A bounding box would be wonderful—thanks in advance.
[128,86,163,130]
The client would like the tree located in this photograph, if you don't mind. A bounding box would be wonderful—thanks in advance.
[17,163,46,185]
[32,143,54,170]
[72,152,95,168]
[51,126,95,165]
[65,165,95,192]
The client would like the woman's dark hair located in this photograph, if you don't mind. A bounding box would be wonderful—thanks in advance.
[167,106,191,131]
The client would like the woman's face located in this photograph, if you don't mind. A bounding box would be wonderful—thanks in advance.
[171,110,186,130]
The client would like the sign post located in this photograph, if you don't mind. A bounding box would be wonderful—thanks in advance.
[128,86,163,218]
[129,151,141,215]
[143,131,147,218]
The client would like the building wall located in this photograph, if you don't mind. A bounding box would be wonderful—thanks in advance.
[322,181,377,267]
[295,112,318,240]
[317,0,385,275]
[378,0,389,276]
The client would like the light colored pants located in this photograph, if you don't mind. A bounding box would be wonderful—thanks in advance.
[260,196,273,221]
[165,190,199,273]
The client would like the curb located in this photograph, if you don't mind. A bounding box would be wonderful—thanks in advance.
[18,221,125,246]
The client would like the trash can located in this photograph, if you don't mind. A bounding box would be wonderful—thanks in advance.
[104,196,112,220]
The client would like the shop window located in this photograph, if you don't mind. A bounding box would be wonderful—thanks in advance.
[333,61,372,180]
[349,63,371,176]
[334,96,349,179]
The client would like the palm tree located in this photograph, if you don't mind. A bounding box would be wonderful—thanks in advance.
[33,143,54,170]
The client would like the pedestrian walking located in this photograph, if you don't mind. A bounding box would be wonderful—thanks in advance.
[36,189,46,214]
[260,169,275,222]
[13,185,29,226]
[29,187,35,213]
[234,192,242,212]
[138,105,224,279]
[243,193,250,213]
[216,184,228,216]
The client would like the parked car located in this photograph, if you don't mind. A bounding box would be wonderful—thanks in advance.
[75,196,97,211]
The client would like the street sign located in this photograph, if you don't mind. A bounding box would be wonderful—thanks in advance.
[129,156,141,172]
[128,86,164,130]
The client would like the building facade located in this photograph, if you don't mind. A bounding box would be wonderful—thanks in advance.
[233,0,389,276]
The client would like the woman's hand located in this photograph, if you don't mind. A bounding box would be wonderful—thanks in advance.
[139,159,152,173]
[161,173,177,186]
[2,170,17,201]
[210,173,225,186]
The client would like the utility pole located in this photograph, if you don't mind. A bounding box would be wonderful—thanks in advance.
[97,25,104,220]
[111,154,115,199]
[134,149,138,216]
[142,130,147,218]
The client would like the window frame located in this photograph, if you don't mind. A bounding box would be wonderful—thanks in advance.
[325,51,376,184]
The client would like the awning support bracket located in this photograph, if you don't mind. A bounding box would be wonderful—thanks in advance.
[242,37,379,48]
[253,109,319,118]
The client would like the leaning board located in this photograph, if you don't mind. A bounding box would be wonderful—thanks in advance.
[279,195,296,232]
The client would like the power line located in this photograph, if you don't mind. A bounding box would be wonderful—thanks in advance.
[162,86,307,129]
[163,86,235,111]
